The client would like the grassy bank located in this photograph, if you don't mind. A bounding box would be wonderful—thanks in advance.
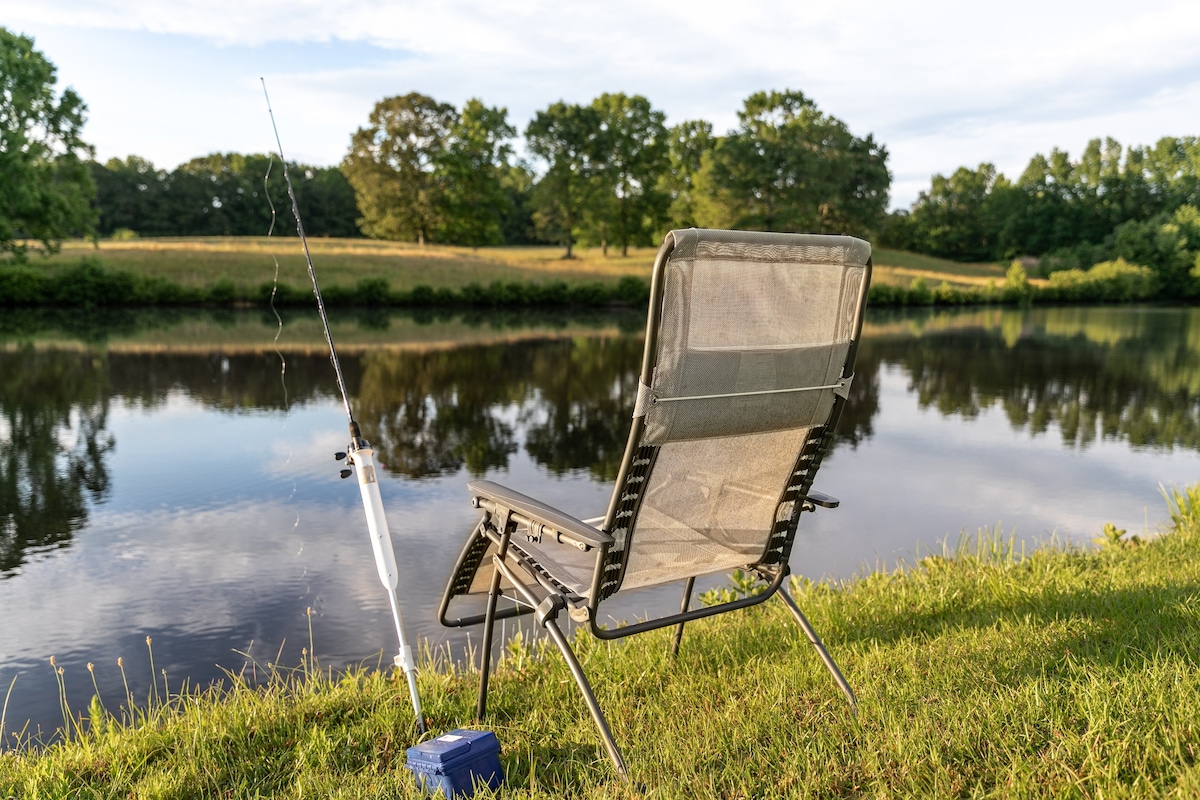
[39,238,659,292]
[3,236,1079,310]
[4,487,1199,798]
[37,238,1003,291]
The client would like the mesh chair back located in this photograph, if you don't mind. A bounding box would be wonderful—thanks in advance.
[601,229,870,595]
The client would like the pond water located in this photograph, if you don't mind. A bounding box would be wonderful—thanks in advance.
[2,304,1198,744]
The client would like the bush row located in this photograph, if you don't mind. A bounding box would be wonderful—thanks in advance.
[0,259,652,309]
[865,260,1159,306]
[0,257,1167,310]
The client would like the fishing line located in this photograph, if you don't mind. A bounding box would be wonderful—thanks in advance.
[261,81,353,425]
[263,154,291,417]
[261,78,426,734]
[264,152,302,553]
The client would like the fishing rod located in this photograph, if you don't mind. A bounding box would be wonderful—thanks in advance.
[262,79,425,734]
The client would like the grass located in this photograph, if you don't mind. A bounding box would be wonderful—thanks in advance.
[3,486,1200,798]
[871,246,1008,286]
[39,237,1004,292]
[18,237,1106,310]
[42,238,656,293]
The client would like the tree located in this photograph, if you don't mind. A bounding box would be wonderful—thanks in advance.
[700,90,889,236]
[436,99,516,248]
[92,156,166,235]
[588,93,669,256]
[902,163,1012,261]
[341,93,455,245]
[0,28,96,261]
[526,102,605,258]
[498,162,539,245]
[91,153,360,238]
[1112,204,1200,299]
[660,119,715,230]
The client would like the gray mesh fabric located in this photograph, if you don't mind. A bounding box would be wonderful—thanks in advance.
[643,230,867,444]
[622,427,809,589]
[622,229,869,592]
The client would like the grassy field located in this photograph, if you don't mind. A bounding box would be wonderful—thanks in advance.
[44,238,656,292]
[871,246,1011,287]
[3,487,1199,798]
[41,237,1005,292]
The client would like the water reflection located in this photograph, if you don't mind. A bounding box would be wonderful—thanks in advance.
[355,338,643,480]
[1,306,1199,745]
[857,307,1200,451]
[3,306,1200,579]
[0,347,113,575]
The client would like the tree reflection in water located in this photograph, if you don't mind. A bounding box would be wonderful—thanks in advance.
[354,337,643,480]
[0,347,113,575]
[2,306,1198,577]
[856,307,1200,451]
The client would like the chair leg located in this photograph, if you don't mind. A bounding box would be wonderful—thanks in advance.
[476,566,503,720]
[777,588,858,712]
[670,577,695,657]
[541,617,629,778]
[491,556,629,779]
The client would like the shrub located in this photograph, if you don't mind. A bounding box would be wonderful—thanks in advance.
[533,281,570,306]
[615,275,650,306]
[0,264,51,304]
[206,278,238,305]
[1000,261,1032,303]
[406,285,436,306]
[907,276,934,305]
[50,258,137,308]
[568,282,609,307]
[354,277,391,306]
[1047,258,1156,302]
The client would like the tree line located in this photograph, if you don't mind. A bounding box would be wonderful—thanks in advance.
[87,89,890,254]
[8,25,1197,300]
[885,137,1200,298]
[92,154,360,238]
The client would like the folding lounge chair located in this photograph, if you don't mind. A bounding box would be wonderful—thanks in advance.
[439,228,872,777]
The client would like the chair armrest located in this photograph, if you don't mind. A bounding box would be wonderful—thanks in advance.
[467,480,614,551]
[801,490,840,509]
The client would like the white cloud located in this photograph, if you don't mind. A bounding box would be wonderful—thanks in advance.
[2,0,1198,206]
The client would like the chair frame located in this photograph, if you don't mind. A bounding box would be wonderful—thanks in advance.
[439,229,871,778]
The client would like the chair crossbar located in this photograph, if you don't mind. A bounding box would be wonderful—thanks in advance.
[650,380,845,405]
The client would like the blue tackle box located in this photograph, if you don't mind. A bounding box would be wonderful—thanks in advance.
[405,729,504,797]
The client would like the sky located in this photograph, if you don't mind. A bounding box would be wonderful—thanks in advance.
[4,0,1199,209]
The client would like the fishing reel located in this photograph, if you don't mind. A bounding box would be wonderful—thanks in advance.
[335,421,374,479]
[335,450,353,479]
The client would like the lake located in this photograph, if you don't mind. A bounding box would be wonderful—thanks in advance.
[2,304,1198,745]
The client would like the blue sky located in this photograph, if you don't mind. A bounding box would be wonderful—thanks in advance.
[4,0,1199,208]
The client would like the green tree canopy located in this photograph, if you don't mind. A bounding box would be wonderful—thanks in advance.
[888,135,1200,299]
[436,99,516,249]
[899,163,1014,261]
[660,119,715,230]
[526,102,606,258]
[342,93,456,245]
[91,155,165,235]
[587,93,669,256]
[699,90,890,236]
[91,153,358,238]
[0,28,96,261]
